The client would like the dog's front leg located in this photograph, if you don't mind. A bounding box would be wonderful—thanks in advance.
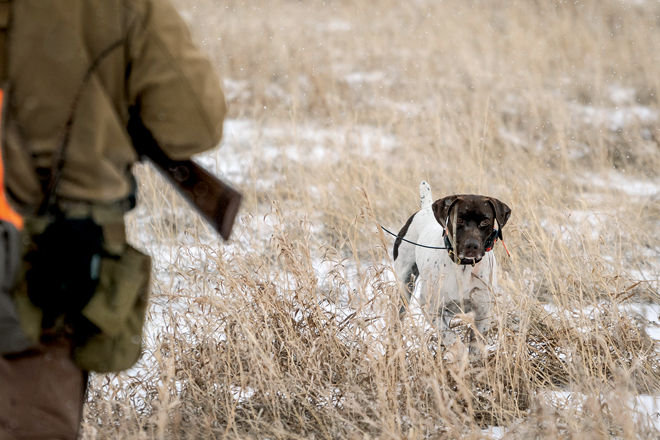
[439,317,458,347]
[460,286,492,361]
[417,273,462,348]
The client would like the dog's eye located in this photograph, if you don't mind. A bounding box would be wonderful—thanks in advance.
[456,218,465,225]
[480,220,490,228]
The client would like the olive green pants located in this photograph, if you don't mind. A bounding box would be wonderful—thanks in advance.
[0,338,86,440]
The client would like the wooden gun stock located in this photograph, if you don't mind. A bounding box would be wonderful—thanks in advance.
[128,112,242,241]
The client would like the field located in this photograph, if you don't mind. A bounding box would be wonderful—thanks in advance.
[82,0,660,438]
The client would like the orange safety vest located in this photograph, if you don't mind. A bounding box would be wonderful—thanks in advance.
[0,88,23,231]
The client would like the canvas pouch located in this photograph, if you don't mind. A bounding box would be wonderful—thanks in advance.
[74,242,151,372]
[16,211,152,373]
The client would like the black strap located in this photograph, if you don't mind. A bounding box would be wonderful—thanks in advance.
[380,224,448,250]
[38,38,126,215]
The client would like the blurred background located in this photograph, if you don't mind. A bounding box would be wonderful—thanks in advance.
[84,1,660,438]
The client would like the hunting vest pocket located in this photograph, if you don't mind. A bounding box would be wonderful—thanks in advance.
[73,245,151,373]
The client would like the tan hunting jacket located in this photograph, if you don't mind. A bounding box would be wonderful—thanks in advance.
[3,0,226,212]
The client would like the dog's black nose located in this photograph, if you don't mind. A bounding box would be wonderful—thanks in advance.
[465,239,480,253]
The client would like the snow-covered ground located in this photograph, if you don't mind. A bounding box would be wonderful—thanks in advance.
[125,101,660,433]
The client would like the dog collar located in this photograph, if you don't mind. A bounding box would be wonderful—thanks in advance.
[484,228,500,252]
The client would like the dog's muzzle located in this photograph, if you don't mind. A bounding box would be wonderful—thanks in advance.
[443,229,500,266]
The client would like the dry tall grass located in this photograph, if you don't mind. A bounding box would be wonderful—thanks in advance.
[82,0,660,438]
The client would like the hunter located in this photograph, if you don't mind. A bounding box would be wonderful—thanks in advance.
[0,0,226,438]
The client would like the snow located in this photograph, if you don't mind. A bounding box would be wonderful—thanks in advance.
[482,426,505,439]
[125,107,660,434]
[317,19,351,33]
[608,85,637,106]
[480,394,660,438]
[128,117,404,358]
[571,102,658,132]
[628,303,660,340]
[635,395,660,431]
[541,302,660,342]
[223,78,251,102]
[498,127,527,148]
[192,118,397,188]
[344,71,388,85]
[583,171,660,198]
[562,209,612,240]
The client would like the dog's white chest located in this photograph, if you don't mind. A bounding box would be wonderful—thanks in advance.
[414,221,496,309]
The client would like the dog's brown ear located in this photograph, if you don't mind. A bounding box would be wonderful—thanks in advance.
[432,195,461,228]
[487,197,511,229]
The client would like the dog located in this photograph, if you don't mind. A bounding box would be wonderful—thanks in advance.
[393,182,511,347]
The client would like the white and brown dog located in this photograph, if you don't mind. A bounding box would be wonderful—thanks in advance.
[393,182,511,346]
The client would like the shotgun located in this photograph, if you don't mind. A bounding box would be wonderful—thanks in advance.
[127,110,242,241]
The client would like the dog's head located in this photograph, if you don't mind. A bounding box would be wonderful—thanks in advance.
[432,195,511,263]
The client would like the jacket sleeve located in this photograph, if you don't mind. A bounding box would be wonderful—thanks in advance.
[126,0,226,160]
